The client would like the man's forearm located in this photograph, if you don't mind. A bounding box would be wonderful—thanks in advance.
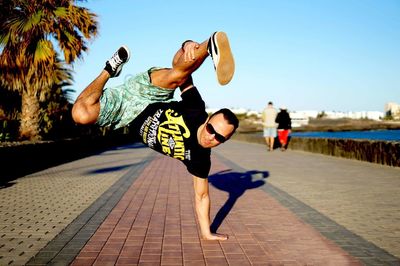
[192,176,227,241]
[195,194,212,238]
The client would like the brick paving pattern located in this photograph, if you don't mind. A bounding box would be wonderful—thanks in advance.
[215,140,400,260]
[71,155,361,265]
[0,144,153,266]
[0,141,399,265]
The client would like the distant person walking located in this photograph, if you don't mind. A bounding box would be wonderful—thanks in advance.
[275,106,291,151]
[262,101,277,151]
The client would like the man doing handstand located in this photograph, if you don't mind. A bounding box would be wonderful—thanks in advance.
[72,31,238,241]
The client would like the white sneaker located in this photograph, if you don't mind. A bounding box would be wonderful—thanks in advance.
[207,32,235,85]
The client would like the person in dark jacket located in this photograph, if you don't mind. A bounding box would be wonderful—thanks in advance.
[275,106,291,151]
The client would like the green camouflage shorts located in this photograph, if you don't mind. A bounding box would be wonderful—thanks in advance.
[97,67,175,129]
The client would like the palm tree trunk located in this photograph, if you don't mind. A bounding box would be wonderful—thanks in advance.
[20,89,41,141]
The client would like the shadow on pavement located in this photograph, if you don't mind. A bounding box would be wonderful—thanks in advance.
[96,143,148,156]
[88,162,141,174]
[0,141,145,189]
[209,169,269,233]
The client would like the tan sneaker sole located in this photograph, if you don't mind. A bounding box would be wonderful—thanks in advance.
[213,32,235,85]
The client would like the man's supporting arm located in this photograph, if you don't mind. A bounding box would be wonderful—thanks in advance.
[192,175,228,241]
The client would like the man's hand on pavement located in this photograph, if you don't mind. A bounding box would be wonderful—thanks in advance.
[202,233,228,241]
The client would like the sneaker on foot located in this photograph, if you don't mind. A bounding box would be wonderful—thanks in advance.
[105,45,130,78]
[207,31,235,85]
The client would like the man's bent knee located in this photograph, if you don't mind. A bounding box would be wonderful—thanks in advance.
[71,102,99,125]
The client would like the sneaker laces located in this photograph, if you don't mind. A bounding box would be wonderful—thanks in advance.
[109,53,123,71]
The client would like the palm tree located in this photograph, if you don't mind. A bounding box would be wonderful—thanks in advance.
[0,0,97,140]
[40,58,74,138]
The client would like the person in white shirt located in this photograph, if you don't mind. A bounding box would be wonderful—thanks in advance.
[262,101,277,151]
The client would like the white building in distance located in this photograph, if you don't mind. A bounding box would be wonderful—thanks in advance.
[208,106,388,128]
[385,102,400,119]
[323,111,383,120]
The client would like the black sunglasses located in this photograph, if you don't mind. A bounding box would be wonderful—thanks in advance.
[206,123,227,143]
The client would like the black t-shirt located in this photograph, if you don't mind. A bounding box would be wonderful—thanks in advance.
[130,87,211,178]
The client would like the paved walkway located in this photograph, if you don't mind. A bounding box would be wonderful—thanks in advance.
[0,140,399,265]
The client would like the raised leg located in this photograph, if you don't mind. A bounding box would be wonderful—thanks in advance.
[72,46,130,125]
[72,70,109,125]
[151,31,235,89]
[71,32,234,125]
[150,39,210,90]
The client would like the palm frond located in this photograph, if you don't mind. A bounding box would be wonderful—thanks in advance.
[53,7,68,18]
[0,32,11,47]
[34,39,55,64]
[23,11,43,33]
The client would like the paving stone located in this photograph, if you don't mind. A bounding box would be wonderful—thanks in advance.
[215,140,400,264]
[0,143,152,265]
[2,141,400,265]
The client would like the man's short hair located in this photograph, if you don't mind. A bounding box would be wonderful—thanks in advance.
[209,108,239,137]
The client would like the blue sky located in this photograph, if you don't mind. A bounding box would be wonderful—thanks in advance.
[71,0,400,112]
